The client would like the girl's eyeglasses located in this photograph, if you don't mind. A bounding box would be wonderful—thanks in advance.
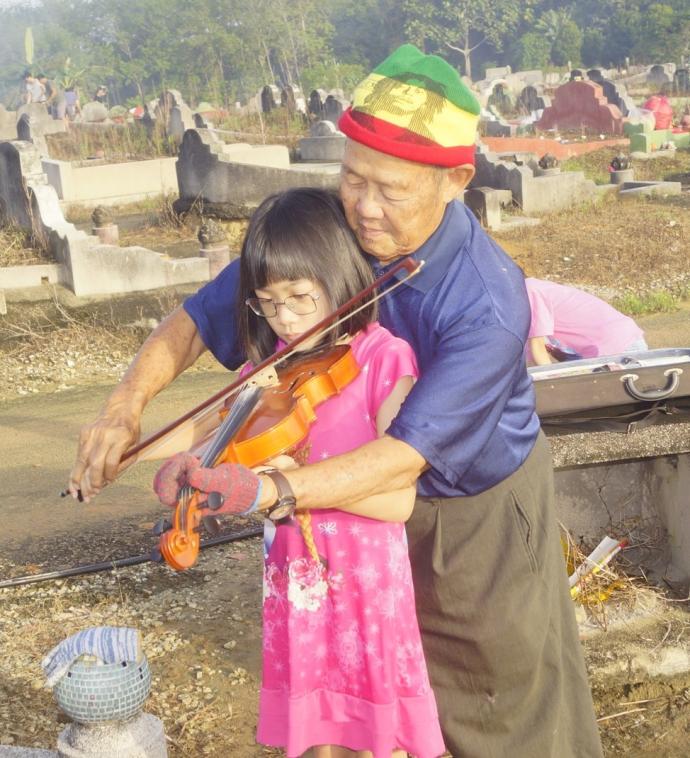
[245,293,320,318]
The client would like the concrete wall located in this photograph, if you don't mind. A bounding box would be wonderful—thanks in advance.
[42,157,179,206]
[554,453,690,583]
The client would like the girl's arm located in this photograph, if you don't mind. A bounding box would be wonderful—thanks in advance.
[529,336,555,366]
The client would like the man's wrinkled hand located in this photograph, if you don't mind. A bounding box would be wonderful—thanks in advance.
[68,411,140,502]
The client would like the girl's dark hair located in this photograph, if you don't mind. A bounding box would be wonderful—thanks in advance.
[237,187,376,364]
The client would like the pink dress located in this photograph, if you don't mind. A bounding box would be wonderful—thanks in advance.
[255,323,445,758]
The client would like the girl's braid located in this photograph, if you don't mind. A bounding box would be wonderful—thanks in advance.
[296,510,320,564]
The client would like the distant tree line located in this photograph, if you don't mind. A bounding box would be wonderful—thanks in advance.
[1,0,688,107]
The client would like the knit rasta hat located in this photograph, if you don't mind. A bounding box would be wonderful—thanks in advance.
[338,44,480,167]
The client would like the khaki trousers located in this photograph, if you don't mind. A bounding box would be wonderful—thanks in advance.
[406,433,603,758]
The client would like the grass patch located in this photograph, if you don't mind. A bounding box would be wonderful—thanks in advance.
[562,146,690,185]
[0,224,53,266]
[613,290,682,316]
[46,123,177,163]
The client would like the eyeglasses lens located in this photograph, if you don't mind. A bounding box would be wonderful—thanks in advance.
[246,294,318,318]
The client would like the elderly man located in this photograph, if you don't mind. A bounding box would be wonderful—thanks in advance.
[69,45,602,757]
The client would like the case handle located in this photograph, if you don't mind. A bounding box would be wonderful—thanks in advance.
[620,368,683,401]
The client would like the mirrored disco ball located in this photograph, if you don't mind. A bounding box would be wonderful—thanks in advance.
[54,655,151,724]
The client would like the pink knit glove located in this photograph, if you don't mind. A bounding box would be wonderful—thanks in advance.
[153,452,262,515]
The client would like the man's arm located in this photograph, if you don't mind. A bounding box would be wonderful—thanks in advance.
[257,434,426,512]
[68,306,207,500]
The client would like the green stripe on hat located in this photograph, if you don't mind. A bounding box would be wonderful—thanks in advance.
[373,44,479,116]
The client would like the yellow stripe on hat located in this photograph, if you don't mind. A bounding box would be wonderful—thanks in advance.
[352,72,478,147]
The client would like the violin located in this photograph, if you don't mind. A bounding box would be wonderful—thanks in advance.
[158,343,360,570]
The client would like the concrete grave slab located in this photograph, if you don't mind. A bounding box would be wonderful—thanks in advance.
[0,140,209,296]
[175,128,339,212]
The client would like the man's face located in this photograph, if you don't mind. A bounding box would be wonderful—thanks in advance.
[340,140,472,264]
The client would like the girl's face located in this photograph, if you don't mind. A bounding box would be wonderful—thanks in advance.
[251,279,331,351]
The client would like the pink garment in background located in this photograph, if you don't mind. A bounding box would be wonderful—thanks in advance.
[254,323,445,758]
[526,278,645,361]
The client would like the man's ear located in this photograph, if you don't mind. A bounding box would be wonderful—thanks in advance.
[442,164,475,201]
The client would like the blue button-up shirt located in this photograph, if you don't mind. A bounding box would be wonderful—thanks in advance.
[184,200,540,497]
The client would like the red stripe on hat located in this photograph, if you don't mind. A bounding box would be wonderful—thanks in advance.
[338,108,476,167]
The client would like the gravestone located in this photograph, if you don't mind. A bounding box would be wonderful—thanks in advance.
[673,68,690,94]
[485,66,512,80]
[16,102,67,135]
[308,89,326,120]
[517,85,546,114]
[487,83,514,117]
[536,80,625,135]
[155,90,194,140]
[260,85,280,113]
[647,64,674,87]
[17,113,49,157]
[298,120,346,161]
[323,95,346,125]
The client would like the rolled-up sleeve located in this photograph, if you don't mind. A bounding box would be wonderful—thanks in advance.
[387,320,527,493]
[183,259,245,370]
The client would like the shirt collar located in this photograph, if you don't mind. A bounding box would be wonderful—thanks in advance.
[367,200,471,294]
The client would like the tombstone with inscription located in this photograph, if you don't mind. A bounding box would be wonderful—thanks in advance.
[261,85,280,113]
[674,68,690,94]
[323,94,346,125]
[647,63,674,87]
[308,89,326,120]
[487,83,514,117]
[517,85,545,115]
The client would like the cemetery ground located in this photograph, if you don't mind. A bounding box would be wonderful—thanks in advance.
[1,180,690,755]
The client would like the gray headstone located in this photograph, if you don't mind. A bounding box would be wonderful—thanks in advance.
[309,120,337,137]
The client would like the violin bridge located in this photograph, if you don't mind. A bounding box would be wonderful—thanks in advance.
[249,365,279,388]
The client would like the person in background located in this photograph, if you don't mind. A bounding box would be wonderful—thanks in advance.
[526,277,648,365]
[153,187,445,758]
[22,71,44,104]
[94,85,108,105]
[37,74,56,112]
[62,86,81,122]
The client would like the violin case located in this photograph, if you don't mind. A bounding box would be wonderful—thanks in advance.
[529,348,690,428]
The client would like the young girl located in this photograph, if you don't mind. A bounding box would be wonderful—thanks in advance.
[156,188,445,758]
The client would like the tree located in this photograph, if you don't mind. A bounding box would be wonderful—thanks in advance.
[514,32,551,70]
[536,9,582,67]
[402,0,519,80]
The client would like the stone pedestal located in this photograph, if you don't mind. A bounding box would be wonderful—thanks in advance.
[92,223,119,245]
[610,168,634,185]
[200,243,230,279]
[57,713,167,758]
